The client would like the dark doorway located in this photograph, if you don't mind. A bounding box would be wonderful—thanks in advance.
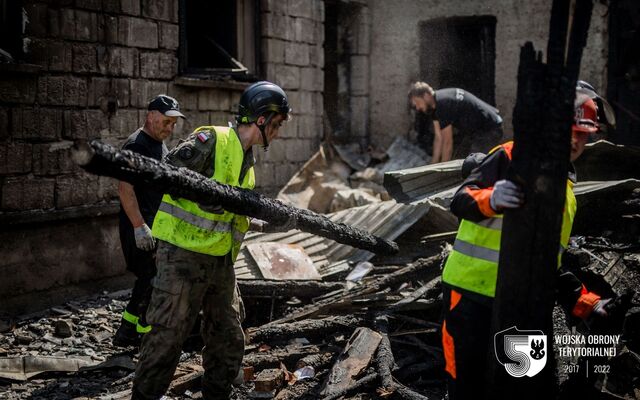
[608,0,640,145]
[324,0,340,138]
[323,0,363,142]
[416,16,497,154]
[419,16,496,104]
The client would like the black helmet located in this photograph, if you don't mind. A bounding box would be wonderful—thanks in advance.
[236,81,291,124]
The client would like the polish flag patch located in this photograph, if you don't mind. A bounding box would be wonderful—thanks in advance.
[197,132,210,143]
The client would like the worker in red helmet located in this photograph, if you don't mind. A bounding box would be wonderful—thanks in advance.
[439,85,617,400]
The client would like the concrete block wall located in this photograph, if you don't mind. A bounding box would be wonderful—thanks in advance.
[0,0,325,313]
[367,0,609,149]
[259,0,325,195]
[347,3,371,144]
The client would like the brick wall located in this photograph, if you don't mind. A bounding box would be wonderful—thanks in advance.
[259,0,325,194]
[0,0,325,313]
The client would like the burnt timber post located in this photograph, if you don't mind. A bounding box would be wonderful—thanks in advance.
[73,140,398,256]
[486,0,594,398]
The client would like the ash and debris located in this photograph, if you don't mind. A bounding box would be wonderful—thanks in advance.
[1,232,639,399]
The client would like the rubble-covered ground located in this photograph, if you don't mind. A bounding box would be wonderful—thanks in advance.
[1,232,639,399]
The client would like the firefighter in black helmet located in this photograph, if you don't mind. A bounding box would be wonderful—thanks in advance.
[132,81,292,400]
[237,80,292,151]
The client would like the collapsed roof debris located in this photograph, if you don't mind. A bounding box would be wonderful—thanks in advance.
[236,138,456,281]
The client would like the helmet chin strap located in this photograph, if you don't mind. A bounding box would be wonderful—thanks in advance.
[256,113,275,152]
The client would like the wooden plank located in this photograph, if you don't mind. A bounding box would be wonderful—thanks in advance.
[243,345,320,371]
[320,327,382,396]
[238,280,345,299]
[247,315,363,344]
[169,370,203,395]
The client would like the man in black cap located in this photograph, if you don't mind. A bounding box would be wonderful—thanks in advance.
[113,94,186,347]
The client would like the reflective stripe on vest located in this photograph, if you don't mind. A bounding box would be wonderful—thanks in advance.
[157,202,233,232]
[152,126,255,260]
[443,180,577,298]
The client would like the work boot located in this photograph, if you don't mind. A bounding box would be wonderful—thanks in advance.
[112,320,141,347]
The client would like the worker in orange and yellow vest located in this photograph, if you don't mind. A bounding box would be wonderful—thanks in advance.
[440,82,618,400]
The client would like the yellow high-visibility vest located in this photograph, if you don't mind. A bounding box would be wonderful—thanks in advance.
[152,126,255,261]
[442,144,577,298]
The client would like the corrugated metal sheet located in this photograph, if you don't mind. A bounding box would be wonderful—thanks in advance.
[383,141,640,206]
[235,200,431,279]
[575,140,640,181]
[392,179,640,212]
[383,159,463,204]
[573,179,640,197]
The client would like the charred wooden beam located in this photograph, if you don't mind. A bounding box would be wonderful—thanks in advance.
[274,378,323,400]
[242,345,320,371]
[386,276,441,313]
[393,385,432,400]
[247,315,365,344]
[320,327,382,397]
[296,352,335,371]
[488,0,594,398]
[373,313,437,400]
[322,372,378,400]
[169,371,203,395]
[73,140,398,256]
[374,313,395,394]
[238,280,346,299]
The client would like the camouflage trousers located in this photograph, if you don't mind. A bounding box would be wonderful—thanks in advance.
[132,240,245,400]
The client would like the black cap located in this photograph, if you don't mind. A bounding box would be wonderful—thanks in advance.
[148,95,185,118]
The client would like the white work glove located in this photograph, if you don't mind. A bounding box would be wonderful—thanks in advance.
[134,224,156,251]
[490,180,524,211]
[591,298,612,318]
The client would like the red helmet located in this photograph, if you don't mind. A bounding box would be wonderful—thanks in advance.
[573,94,599,134]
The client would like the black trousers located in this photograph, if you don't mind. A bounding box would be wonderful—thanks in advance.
[441,286,493,400]
[119,222,157,326]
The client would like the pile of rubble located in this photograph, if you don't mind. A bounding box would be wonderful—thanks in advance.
[1,140,639,399]
[0,252,450,399]
[1,237,638,399]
